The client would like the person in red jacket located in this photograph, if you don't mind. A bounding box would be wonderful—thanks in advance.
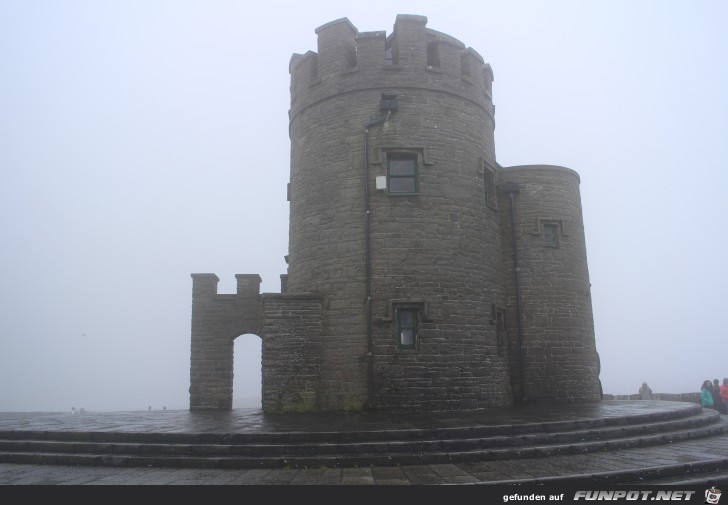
[720,378,728,412]
[712,379,727,414]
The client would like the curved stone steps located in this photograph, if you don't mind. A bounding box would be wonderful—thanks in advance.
[0,409,719,458]
[471,455,728,486]
[0,408,723,470]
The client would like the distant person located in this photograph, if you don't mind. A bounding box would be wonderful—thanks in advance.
[720,379,728,412]
[712,379,727,414]
[639,382,652,400]
[701,380,715,410]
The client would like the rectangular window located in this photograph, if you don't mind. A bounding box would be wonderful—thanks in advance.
[397,308,417,349]
[482,160,497,210]
[427,42,440,67]
[385,36,397,65]
[344,43,357,68]
[495,307,506,357]
[543,223,559,247]
[385,45,394,65]
[388,154,418,194]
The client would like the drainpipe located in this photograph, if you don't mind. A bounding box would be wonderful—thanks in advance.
[363,109,392,410]
[502,181,526,404]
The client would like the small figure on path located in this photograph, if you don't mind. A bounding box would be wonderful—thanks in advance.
[639,382,652,400]
[712,379,727,414]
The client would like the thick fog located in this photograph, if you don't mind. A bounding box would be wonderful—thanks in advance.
[1,0,726,412]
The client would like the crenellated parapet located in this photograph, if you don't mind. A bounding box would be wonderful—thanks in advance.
[289,14,495,124]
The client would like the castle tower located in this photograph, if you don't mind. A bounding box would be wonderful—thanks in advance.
[188,14,601,413]
[498,167,602,403]
[286,15,511,411]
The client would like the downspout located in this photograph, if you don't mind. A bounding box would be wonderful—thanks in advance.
[502,181,526,404]
[363,109,391,410]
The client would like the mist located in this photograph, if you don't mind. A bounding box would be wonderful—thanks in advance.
[1,0,726,412]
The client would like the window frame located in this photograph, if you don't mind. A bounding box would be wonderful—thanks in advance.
[387,153,419,195]
[427,41,440,68]
[396,307,418,349]
[543,223,559,247]
[494,306,507,357]
[481,159,498,210]
[385,34,397,65]
[385,45,394,65]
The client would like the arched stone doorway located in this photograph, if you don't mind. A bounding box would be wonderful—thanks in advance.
[233,333,262,409]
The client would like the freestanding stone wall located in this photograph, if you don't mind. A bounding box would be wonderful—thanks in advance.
[189,274,263,410]
[189,14,602,413]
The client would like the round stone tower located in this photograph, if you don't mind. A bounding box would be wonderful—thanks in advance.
[498,166,602,404]
[286,15,513,411]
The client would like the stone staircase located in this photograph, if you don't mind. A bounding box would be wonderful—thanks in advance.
[0,402,726,484]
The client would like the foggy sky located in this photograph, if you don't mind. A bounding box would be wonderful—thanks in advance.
[1,0,726,412]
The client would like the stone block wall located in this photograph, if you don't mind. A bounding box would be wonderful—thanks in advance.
[261,293,323,412]
[498,166,601,404]
[189,274,263,410]
[604,392,701,403]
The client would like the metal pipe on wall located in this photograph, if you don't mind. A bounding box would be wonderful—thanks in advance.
[363,110,391,409]
[503,181,526,404]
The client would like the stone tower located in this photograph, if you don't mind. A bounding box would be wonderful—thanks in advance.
[188,14,602,413]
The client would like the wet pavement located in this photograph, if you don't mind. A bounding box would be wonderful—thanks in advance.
[0,400,727,486]
[0,400,700,434]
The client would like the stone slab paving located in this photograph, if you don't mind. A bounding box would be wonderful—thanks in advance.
[0,401,726,486]
[0,400,699,434]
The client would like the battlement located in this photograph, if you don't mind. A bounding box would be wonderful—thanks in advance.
[289,14,494,120]
[190,273,262,298]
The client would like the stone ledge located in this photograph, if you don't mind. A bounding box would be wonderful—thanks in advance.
[604,392,701,403]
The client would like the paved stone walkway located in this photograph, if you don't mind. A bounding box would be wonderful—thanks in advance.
[0,401,727,486]
[0,400,691,434]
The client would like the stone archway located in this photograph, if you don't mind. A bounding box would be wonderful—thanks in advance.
[233,333,262,409]
[189,273,263,410]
